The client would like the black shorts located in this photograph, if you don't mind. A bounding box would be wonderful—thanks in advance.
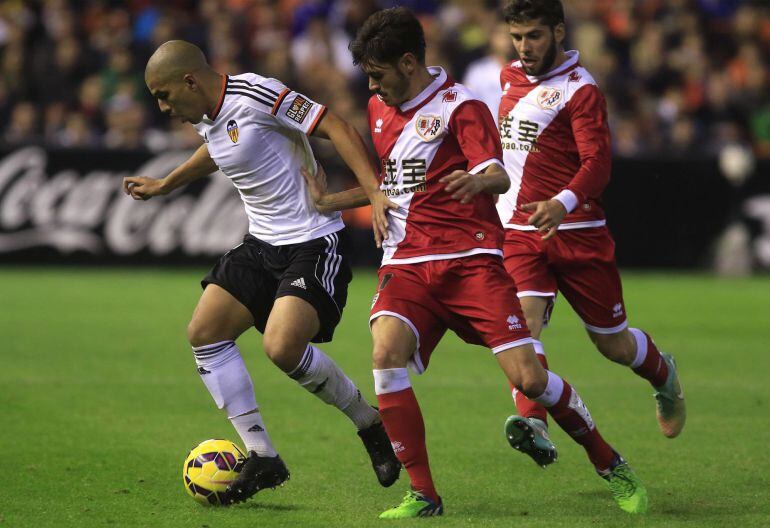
[201,230,352,343]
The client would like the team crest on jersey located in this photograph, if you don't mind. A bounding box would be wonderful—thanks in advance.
[537,87,563,109]
[227,120,239,143]
[415,115,442,141]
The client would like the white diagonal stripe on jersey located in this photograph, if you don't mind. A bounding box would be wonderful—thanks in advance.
[496,82,557,226]
[380,111,448,263]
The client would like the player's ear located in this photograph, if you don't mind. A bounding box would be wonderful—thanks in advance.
[553,23,566,46]
[183,73,197,90]
[399,53,416,76]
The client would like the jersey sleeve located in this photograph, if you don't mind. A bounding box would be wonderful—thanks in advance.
[271,84,328,136]
[229,76,328,135]
[563,84,612,205]
[448,99,504,174]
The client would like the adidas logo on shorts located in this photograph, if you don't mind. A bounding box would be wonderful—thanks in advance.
[290,277,307,289]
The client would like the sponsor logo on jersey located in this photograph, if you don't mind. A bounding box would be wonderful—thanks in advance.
[507,315,522,330]
[442,90,457,103]
[537,87,563,109]
[502,81,511,95]
[415,115,442,141]
[475,231,485,240]
[227,120,239,143]
[568,71,582,83]
[286,95,313,124]
[612,303,624,318]
[374,118,383,134]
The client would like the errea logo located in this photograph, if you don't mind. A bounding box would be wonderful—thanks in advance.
[612,303,624,318]
[507,315,522,330]
[374,118,383,134]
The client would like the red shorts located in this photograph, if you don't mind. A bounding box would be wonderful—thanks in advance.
[503,227,628,333]
[369,254,534,374]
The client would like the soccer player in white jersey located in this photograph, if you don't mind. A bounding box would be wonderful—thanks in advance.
[121,40,401,505]
[303,7,647,517]
[495,0,686,476]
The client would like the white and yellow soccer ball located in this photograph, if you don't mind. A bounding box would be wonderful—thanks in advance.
[182,439,247,506]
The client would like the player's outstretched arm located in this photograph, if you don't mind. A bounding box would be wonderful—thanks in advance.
[301,165,377,220]
[122,143,218,201]
[439,163,510,204]
[312,110,396,248]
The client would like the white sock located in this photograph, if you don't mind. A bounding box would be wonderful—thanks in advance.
[373,368,411,395]
[629,328,647,368]
[192,340,257,417]
[289,345,379,429]
[230,411,278,457]
[532,370,565,407]
[193,340,278,455]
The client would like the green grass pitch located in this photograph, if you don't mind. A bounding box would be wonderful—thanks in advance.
[1,267,769,527]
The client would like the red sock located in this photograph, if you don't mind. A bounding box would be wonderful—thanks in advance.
[632,330,669,387]
[377,388,439,502]
[547,380,616,471]
[510,353,549,423]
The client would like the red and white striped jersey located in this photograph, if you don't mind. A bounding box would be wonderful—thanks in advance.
[369,67,505,265]
[496,51,611,231]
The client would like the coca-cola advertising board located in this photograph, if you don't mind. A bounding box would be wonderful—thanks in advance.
[0,147,247,265]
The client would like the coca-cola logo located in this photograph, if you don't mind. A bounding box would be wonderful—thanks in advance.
[0,147,247,257]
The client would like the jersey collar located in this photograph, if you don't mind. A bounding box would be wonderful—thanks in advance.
[200,74,229,124]
[399,66,448,113]
[524,50,580,83]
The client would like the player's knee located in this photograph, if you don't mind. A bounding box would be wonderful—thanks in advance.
[371,341,409,369]
[517,372,548,398]
[262,332,305,372]
[187,320,215,348]
[591,331,634,365]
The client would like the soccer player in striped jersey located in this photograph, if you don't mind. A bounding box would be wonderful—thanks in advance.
[495,0,685,484]
[303,7,647,517]
[122,40,400,504]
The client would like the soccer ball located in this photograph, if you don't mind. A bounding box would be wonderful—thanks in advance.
[182,438,247,506]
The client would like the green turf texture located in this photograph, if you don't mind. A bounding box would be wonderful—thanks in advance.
[1,268,769,527]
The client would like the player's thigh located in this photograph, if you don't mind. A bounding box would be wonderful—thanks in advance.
[438,255,533,352]
[370,265,447,373]
[278,231,353,344]
[503,229,557,298]
[518,295,554,340]
[262,295,321,371]
[554,228,628,334]
[370,316,418,369]
[188,284,255,347]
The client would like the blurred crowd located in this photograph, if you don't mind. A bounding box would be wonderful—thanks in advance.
[1,0,769,160]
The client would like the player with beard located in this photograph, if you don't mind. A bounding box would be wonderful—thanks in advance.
[495,0,685,478]
[303,6,648,517]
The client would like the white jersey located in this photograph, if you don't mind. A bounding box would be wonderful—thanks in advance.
[193,73,344,245]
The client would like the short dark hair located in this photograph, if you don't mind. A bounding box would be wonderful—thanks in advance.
[349,7,426,67]
[503,0,565,27]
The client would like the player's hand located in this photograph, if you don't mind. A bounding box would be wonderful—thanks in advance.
[440,170,484,204]
[300,164,329,207]
[369,191,398,249]
[122,176,168,201]
[521,199,567,240]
